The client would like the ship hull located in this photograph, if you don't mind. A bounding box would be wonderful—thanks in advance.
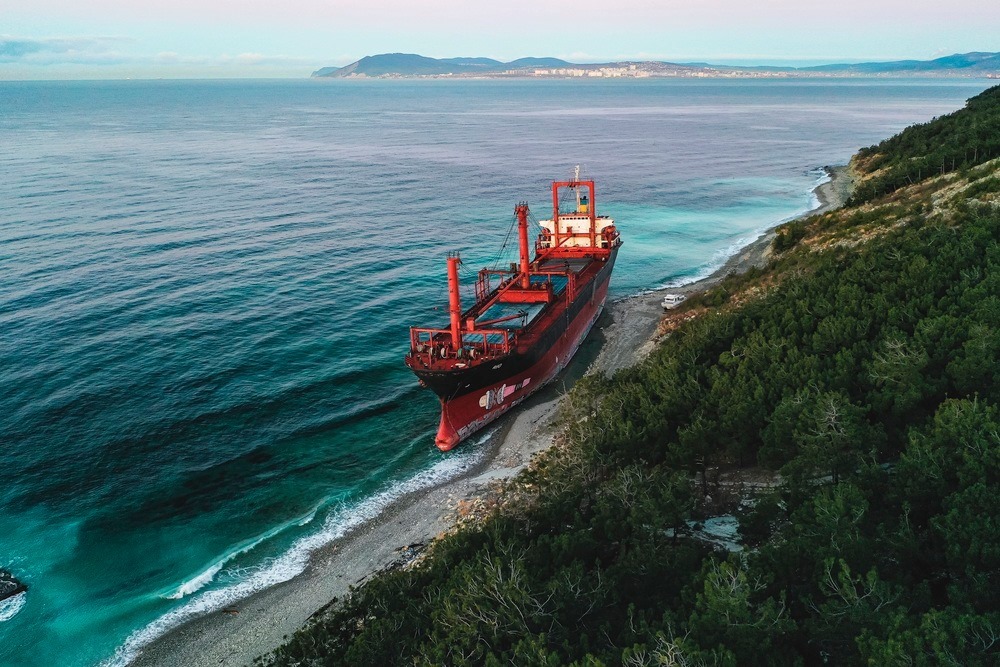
[419,248,617,450]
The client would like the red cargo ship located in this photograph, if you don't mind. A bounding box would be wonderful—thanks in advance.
[405,171,621,451]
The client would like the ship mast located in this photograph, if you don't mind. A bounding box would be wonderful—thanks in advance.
[447,252,462,352]
[516,203,531,289]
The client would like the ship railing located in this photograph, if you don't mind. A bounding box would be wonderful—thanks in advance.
[409,327,513,362]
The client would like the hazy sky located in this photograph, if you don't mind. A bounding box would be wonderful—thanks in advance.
[2,0,999,79]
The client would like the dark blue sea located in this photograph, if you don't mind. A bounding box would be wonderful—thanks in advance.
[0,78,991,665]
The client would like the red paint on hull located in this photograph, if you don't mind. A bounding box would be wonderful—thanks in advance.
[406,175,621,451]
[434,274,612,451]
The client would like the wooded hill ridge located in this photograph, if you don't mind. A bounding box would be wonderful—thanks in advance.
[312,54,572,77]
[313,51,1000,78]
[262,85,1000,666]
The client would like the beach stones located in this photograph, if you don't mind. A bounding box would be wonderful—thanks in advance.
[0,570,27,602]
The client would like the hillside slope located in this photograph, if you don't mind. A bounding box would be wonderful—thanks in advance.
[804,51,1000,73]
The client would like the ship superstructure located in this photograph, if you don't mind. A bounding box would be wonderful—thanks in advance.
[405,170,621,450]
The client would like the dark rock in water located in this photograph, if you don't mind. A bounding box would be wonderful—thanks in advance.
[0,571,27,602]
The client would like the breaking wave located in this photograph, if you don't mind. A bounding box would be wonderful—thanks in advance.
[103,432,491,667]
[163,505,327,601]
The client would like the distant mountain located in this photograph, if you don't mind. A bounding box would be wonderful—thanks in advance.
[312,53,571,78]
[439,57,504,68]
[803,51,1000,73]
[325,53,455,77]
[311,66,340,77]
[311,51,1000,79]
[505,57,573,68]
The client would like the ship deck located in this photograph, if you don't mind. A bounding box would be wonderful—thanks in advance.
[537,257,592,274]
[407,254,608,368]
[474,256,596,330]
[508,255,604,350]
[476,274,569,330]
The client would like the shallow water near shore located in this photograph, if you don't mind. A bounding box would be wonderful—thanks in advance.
[0,78,992,666]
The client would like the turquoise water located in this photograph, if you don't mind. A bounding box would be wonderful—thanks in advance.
[0,78,991,665]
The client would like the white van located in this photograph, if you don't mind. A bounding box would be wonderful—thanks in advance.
[661,293,686,310]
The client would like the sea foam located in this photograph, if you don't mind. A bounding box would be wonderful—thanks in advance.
[162,508,323,600]
[103,432,490,667]
[0,592,26,623]
[649,168,834,292]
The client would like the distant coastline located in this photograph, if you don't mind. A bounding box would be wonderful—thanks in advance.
[313,51,1000,80]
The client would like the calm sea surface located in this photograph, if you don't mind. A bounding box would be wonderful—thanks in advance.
[0,78,991,665]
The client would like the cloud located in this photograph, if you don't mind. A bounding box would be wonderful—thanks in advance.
[151,50,316,67]
[0,39,44,58]
[0,35,320,77]
[0,35,134,63]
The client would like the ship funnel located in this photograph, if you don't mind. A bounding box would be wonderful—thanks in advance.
[447,252,462,352]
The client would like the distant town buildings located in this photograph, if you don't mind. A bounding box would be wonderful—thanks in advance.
[515,64,790,79]
[524,65,649,78]
[332,60,997,81]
